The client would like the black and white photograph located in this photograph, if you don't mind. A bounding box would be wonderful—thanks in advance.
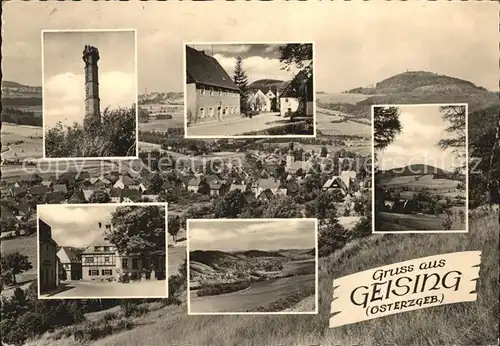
[373,104,468,233]
[42,29,138,159]
[1,2,499,346]
[187,219,318,315]
[184,42,314,138]
[37,203,168,299]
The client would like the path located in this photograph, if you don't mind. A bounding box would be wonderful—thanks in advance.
[186,113,286,137]
[43,280,168,298]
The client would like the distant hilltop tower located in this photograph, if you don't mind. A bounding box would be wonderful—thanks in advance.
[83,45,101,131]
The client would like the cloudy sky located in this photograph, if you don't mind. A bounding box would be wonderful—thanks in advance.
[188,43,305,83]
[38,205,117,248]
[189,219,316,252]
[2,2,496,95]
[378,105,464,171]
[43,30,136,128]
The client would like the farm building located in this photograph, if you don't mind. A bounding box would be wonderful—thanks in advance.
[322,176,348,195]
[185,45,241,124]
[279,66,314,117]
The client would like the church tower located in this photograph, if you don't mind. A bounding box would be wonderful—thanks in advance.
[83,45,101,131]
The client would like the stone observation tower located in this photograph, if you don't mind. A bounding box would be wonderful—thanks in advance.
[82,45,101,130]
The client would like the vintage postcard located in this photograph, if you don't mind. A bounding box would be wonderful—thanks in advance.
[1,2,498,346]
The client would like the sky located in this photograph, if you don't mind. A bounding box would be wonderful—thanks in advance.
[378,105,465,171]
[187,43,305,83]
[43,30,136,128]
[188,219,316,252]
[2,2,497,95]
[38,205,117,248]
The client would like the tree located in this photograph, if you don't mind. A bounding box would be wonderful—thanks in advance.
[437,105,466,159]
[168,216,181,244]
[88,190,111,203]
[262,196,302,218]
[233,56,249,114]
[214,190,246,218]
[278,43,313,71]
[1,252,33,285]
[373,106,402,151]
[0,218,18,234]
[320,146,328,158]
[30,173,43,185]
[318,222,348,257]
[108,206,166,272]
[149,173,164,194]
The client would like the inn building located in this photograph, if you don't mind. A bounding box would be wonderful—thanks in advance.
[81,222,166,281]
[38,219,59,293]
[185,45,241,124]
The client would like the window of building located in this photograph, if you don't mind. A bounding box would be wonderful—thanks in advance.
[104,256,110,263]
[209,107,214,117]
[103,246,110,251]
[102,269,113,276]
[210,88,214,96]
[89,270,99,276]
[122,258,128,269]
[132,258,139,270]
[85,257,94,263]
[200,86,205,95]
[94,246,101,252]
[199,108,205,118]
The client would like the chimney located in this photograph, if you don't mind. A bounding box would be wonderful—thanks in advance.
[98,222,102,229]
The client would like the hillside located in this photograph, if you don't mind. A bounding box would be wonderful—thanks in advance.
[319,71,500,120]
[347,71,488,95]
[248,79,288,92]
[378,164,449,177]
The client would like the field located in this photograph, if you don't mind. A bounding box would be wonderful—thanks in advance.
[376,207,466,231]
[1,123,43,161]
[316,92,371,105]
[28,208,498,346]
[379,175,460,190]
[138,112,184,133]
[316,110,371,137]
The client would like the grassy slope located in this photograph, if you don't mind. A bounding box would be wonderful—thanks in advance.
[46,209,498,346]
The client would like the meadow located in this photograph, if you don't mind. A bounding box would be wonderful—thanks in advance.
[376,208,466,231]
[316,92,371,105]
[316,110,371,137]
[138,112,184,133]
[1,123,43,161]
[28,207,497,346]
[1,234,37,294]
[380,175,460,190]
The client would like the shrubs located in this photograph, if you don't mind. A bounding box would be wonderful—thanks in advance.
[242,122,313,136]
[51,317,134,342]
[196,280,250,297]
[45,105,136,158]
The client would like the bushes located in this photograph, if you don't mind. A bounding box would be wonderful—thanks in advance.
[242,122,313,136]
[196,280,251,297]
[45,105,136,158]
[51,317,134,342]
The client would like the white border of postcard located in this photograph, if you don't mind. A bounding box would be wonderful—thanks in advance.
[41,29,139,161]
[186,218,319,315]
[371,103,469,234]
[37,202,169,300]
[183,41,316,139]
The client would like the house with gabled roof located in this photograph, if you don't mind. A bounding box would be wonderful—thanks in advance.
[53,184,68,194]
[109,188,122,203]
[322,176,348,195]
[29,185,50,196]
[121,189,142,203]
[68,189,86,203]
[9,186,27,197]
[47,191,66,204]
[185,45,241,124]
[279,65,314,117]
[340,170,357,192]
[113,175,135,189]
[39,219,59,293]
[57,246,83,280]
